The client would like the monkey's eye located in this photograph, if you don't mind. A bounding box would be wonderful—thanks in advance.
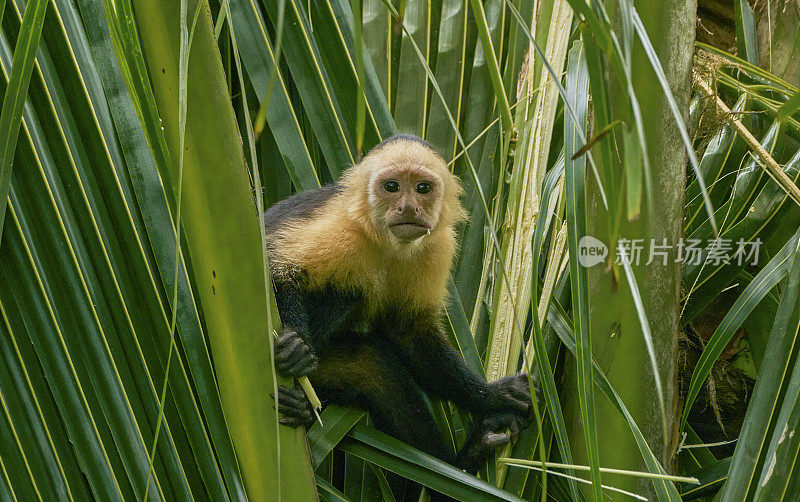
[384,180,400,193]
[415,182,432,194]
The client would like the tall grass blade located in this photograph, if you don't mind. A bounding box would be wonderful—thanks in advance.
[445,280,484,376]
[98,0,246,496]
[0,218,122,499]
[132,0,317,498]
[677,457,730,500]
[227,0,321,191]
[424,0,470,159]
[316,475,350,502]
[752,355,800,499]
[308,0,395,145]
[0,355,40,499]
[0,295,76,499]
[0,8,186,488]
[144,0,199,497]
[778,91,800,121]
[393,0,431,135]
[722,233,800,500]
[734,0,759,65]
[486,0,572,382]
[308,407,365,468]
[0,0,48,239]
[261,0,354,176]
[350,0,366,157]
[342,422,526,501]
[525,157,580,500]
[504,0,608,207]
[467,0,512,134]
[563,40,602,501]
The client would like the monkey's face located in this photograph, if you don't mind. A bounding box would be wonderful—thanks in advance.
[370,166,444,243]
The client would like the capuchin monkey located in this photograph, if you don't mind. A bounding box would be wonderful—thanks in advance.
[265,134,536,478]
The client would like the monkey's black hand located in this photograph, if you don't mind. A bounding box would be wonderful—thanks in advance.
[271,385,314,427]
[455,411,531,472]
[274,329,318,378]
[485,373,539,418]
[483,409,534,445]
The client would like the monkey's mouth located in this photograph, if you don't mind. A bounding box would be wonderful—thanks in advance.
[389,221,430,241]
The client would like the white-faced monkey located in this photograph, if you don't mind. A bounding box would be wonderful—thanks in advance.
[265,135,536,477]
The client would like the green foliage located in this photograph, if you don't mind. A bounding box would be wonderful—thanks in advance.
[2,0,800,501]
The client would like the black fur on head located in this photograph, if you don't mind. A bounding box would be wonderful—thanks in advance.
[368,134,443,159]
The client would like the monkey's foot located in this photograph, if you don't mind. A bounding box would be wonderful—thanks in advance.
[456,432,510,475]
[454,412,528,473]
[486,373,539,417]
[271,386,314,427]
[274,329,318,378]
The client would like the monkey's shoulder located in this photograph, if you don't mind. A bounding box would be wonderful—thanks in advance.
[264,183,357,281]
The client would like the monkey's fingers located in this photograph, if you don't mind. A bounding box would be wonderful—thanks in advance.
[275,331,305,360]
[279,416,310,427]
[272,386,314,427]
[274,334,318,377]
[455,425,512,472]
[490,374,533,416]
[503,396,532,417]
[507,417,521,443]
[286,354,318,378]
[482,432,511,450]
[275,394,311,415]
[482,412,522,445]
[507,373,534,401]
[512,374,542,424]
[276,403,313,423]
[280,341,310,360]
[273,385,307,404]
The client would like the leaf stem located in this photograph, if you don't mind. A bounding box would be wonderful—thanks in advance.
[695,77,800,207]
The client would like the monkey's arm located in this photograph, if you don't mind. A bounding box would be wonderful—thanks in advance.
[273,277,360,377]
[398,319,534,417]
[273,279,310,337]
[273,279,317,378]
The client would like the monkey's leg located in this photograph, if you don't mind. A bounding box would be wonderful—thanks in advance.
[316,339,455,502]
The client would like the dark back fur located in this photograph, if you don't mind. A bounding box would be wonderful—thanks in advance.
[263,183,342,234]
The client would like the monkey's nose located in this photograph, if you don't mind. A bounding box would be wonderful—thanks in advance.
[395,204,421,221]
[396,204,413,215]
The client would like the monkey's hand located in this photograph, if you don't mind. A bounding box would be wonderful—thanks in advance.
[274,328,318,378]
[484,373,539,418]
[271,385,315,428]
[454,411,532,472]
